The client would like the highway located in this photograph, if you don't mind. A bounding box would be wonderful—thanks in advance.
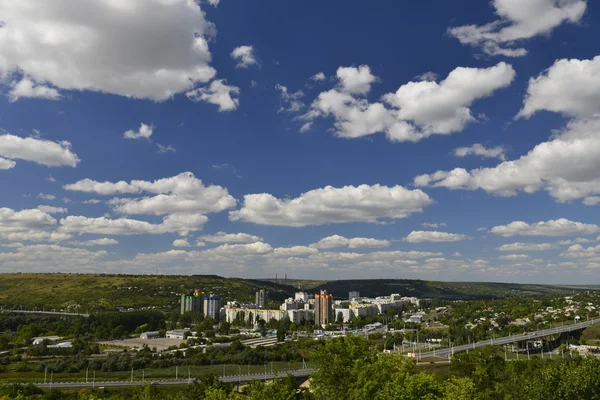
[29,369,318,389]
[0,309,90,317]
[417,319,597,360]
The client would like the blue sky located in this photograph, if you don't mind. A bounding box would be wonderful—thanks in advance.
[1,0,600,283]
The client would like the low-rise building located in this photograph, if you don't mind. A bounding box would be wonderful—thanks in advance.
[140,331,160,339]
[166,328,191,339]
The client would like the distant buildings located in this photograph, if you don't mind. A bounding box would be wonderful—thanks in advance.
[180,289,203,315]
[349,291,360,301]
[140,331,160,339]
[166,328,191,339]
[315,290,334,327]
[295,291,309,302]
[204,294,221,321]
[256,289,269,309]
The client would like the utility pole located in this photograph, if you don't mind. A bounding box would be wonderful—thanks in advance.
[131,368,133,382]
[44,367,47,384]
[86,367,89,383]
[93,371,95,389]
[176,365,178,380]
[188,369,191,384]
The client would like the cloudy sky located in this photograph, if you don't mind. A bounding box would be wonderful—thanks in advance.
[1,0,599,283]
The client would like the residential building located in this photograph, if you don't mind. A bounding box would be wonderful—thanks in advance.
[349,291,360,301]
[314,290,334,327]
[204,295,221,321]
[256,289,269,309]
[295,292,309,302]
[180,289,202,315]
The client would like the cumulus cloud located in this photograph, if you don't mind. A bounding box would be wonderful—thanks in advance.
[0,207,71,242]
[518,56,600,119]
[231,46,258,68]
[275,84,305,112]
[454,143,506,160]
[499,254,530,261]
[422,222,448,228]
[8,77,61,102]
[69,238,119,246]
[300,63,515,142]
[414,118,600,203]
[230,183,433,227]
[0,244,107,272]
[65,172,237,218]
[448,0,587,57]
[405,231,471,243]
[37,193,56,201]
[491,218,600,237]
[560,244,600,258]
[173,239,191,247]
[186,79,240,111]
[157,144,176,154]
[583,196,600,206]
[59,213,208,236]
[199,232,263,244]
[0,157,16,170]
[37,205,67,214]
[310,235,390,249]
[497,242,556,251]
[415,72,439,82]
[311,72,326,81]
[0,133,79,168]
[124,123,153,140]
[270,246,318,258]
[0,0,217,101]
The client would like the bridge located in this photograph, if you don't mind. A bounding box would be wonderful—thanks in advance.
[28,369,317,389]
[417,319,597,360]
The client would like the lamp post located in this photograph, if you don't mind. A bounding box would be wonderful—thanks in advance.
[86,367,89,383]
[188,369,191,384]
[93,371,95,389]
[264,364,267,381]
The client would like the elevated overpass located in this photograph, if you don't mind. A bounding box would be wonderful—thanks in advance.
[417,319,597,360]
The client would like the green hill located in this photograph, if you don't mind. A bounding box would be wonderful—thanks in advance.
[0,273,293,312]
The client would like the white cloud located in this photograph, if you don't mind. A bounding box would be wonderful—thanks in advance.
[37,205,67,214]
[415,71,439,82]
[336,65,378,94]
[0,244,107,272]
[82,199,101,204]
[173,239,191,247]
[491,218,600,237]
[59,213,208,236]
[157,144,176,154]
[186,79,240,111]
[497,242,556,251]
[311,72,326,81]
[69,238,119,246]
[230,183,433,227]
[310,235,349,249]
[583,196,600,206]
[348,237,391,249]
[66,172,236,218]
[454,143,505,160]
[0,207,70,242]
[414,118,600,203]
[124,123,153,140]
[301,62,515,142]
[557,238,593,246]
[270,246,318,258]
[499,254,530,261]
[560,244,600,258]
[518,56,600,119]
[204,242,273,256]
[405,231,471,243]
[206,0,220,6]
[46,176,57,183]
[422,222,447,228]
[37,193,56,201]
[275,84,305,112]
[0,133,79,168]
[0,157,16,169]
[0,0,216,101]
[8,76,61,102]
[448,0,587,57]
[231,46,258,68]
[200,232,263,244]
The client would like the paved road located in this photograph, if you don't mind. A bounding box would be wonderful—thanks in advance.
[0,309,90,317]
[29,369,318,389]
[417,319,597,359]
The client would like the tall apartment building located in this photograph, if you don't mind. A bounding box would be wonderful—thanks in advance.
[349,291,360,301]
[180,289,202,315]
[203,294,221,321]
[314,290,333,327]
[255,289,269,309]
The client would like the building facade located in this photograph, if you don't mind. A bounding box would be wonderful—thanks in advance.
[204,295,221,321]
[255,289,269,309]
[349,291,360,301]
[314,290,333,327]
[180,289,203,315]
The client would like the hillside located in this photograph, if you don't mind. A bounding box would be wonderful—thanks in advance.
[0,273,293,312]
[308,279,600,300]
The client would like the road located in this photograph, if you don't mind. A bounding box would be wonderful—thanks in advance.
[417,319,597,359]
[28,369,318,389]
[0,309,90,317]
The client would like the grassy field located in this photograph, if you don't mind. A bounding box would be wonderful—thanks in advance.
[0,273,293,312]
[0,361,317,383]
[581,322,600,343]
